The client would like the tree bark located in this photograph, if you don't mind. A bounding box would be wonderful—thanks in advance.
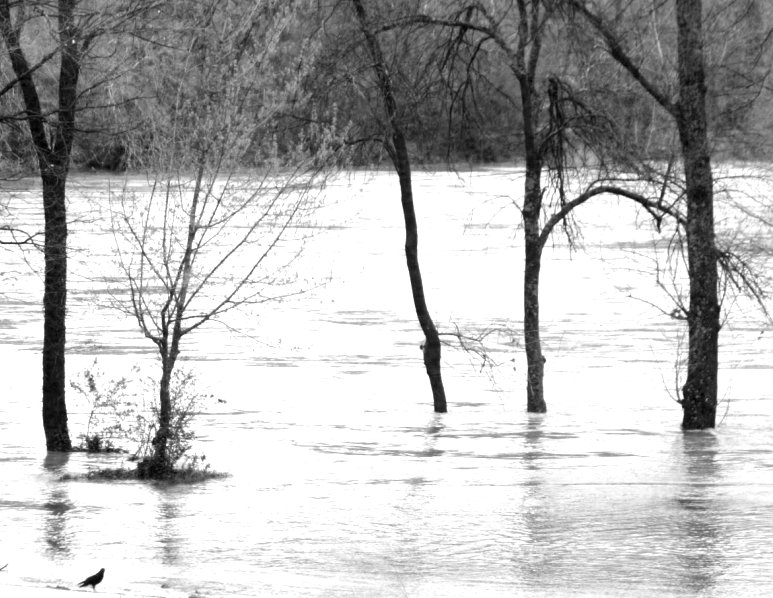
[522,125,546,412]
[523,197,546,413]
[569,0,720,429]
[517,1,547,413]
[675,0,719,429]
[139,345,175,478]
[0,0,81,450]
[41,169,71,451]
[395,146,447,413]
[351,0,447,412]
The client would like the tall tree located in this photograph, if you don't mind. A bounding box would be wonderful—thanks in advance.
[569,0,719,428]
[348,0,447,412]
[0,0,157,450]
[0,0,85,450]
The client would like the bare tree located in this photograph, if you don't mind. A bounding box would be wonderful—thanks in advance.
[384,1,681,413]
[111,0,337,476]
[567,0,727,428]
[347,0,448,412]
[0,0,159,450]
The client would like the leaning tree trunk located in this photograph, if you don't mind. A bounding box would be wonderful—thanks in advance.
[41,168,71,451]
[676,0,719,429]
[155,359,173,466]
[394,142,447,413]
[351,0,447,412]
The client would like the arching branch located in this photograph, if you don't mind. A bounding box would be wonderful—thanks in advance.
[538,184,686,251]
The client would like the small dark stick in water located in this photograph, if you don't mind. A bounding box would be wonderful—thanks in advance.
[78,568,104,591]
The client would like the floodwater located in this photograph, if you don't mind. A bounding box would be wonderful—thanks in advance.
[1,168,773,597]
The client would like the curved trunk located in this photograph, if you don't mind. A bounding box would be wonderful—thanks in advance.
[395,151,447,413]
[351,0,447,412]
[517,4,546,413]
[140,351,174,477]
[155,357,174,466]
[676,0,719,429]
[523,230,546,412]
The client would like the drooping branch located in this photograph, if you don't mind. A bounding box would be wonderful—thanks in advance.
[538,184,686,251]
[350,0,447,412]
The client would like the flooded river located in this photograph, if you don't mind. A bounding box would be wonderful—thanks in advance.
[1,169,772,597]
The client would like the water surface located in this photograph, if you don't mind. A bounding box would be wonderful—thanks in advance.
[1,169,772,597]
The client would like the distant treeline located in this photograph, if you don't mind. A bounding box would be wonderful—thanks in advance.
[1,0,770,175]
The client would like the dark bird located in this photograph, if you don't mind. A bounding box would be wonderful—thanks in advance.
[78,568,104,591]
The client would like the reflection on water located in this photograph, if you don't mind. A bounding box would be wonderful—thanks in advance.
[522,413,545,469]
[156,493,183,567]
[42,453,73,559]
[675,433,724,595]
[515,415,548,588]
[1,171,773,597]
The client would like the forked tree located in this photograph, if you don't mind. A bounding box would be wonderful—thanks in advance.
[568,0,725,428]
[112,0,336,476]
[0,0,158,450]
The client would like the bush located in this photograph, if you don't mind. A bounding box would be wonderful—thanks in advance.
[70,360,139,453]
[68,361,224,481]
[133,368,210,466]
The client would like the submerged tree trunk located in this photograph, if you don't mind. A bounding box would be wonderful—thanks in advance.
[152,358,173,470]
[41,169,71,450]
[523,199,546,412]
[351,0,447,412]
[139,349,175,478]
[517,9,547,413]
[675,0,719,429]
[395,144,447,413]
[569,0,720,429]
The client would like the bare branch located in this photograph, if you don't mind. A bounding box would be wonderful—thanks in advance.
[565,0,676,115]
[538,184,686,250]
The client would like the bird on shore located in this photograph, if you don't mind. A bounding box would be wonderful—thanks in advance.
[78,568,105,591]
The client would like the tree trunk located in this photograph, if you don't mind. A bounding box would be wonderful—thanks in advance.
[676,0,719,429]
[350,0,447,412]
[523,167,547,412]
[140,354,174,477]
[41,169,71,451]
[395,149,447,413]
[517,14,547,413]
